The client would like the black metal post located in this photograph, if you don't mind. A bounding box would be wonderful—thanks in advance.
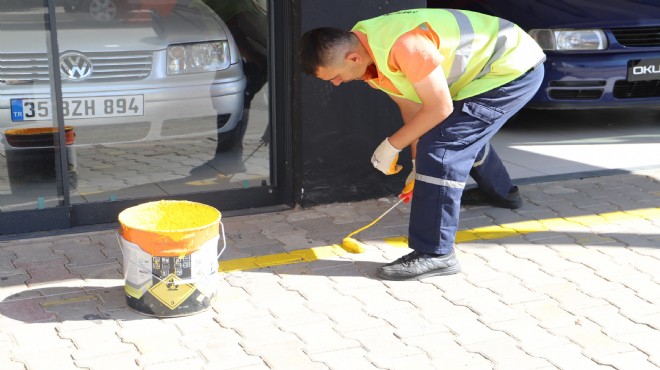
[44,0,71,207]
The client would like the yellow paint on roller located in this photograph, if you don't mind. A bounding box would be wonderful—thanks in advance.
[218,207,659,273]
[341,238,366,253]
[339,199,406,253]
[118,200,220,256]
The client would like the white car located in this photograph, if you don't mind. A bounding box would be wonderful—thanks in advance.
[0,0,247,152]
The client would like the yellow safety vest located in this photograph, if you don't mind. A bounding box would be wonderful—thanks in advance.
[352,9,546,101]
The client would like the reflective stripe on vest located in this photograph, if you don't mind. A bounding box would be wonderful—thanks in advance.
[474,18,518,80]
[446,9,474,86]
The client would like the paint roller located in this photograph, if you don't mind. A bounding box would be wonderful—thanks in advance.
[340,197,405,253]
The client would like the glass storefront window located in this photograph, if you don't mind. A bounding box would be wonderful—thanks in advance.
[0,1,69,211]
[0,0,271,213]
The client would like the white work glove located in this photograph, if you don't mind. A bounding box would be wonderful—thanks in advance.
[371,138,402,175]
[400,159,415,203]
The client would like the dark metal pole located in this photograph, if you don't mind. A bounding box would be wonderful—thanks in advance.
[44,0,71,207]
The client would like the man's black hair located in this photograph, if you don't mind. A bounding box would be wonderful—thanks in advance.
[299,27,353,76]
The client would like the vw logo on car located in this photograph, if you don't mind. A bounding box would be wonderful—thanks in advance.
[59,52,93,81]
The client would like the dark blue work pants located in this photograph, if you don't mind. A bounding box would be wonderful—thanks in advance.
[409,65,544,255]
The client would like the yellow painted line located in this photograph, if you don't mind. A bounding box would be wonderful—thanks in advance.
[218,207,660,273]
[219,245,348,272]
[42,294,98,307]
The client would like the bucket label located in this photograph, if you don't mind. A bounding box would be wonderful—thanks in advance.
[120,235,220,302]
[190,237,220,298]
[152,255,192,281]
[148,274,196,310]
[121,238,153,299]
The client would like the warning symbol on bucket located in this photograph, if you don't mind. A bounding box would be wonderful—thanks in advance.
[148,274,196,310]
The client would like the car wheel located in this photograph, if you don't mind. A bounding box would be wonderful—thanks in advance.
[86,0,118,22]
[216,115,247,153]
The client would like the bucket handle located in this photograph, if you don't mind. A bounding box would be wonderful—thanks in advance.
[217,220,227,260]
[117,220,227,286]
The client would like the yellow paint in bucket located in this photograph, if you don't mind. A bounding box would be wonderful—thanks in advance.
[118,200,224,317]
[118,200,220,256]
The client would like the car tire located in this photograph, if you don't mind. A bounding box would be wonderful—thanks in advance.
[216,115,247,153]
[84,0,118,22]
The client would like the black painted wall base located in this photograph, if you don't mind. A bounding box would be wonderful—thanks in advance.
[295,0,426,206]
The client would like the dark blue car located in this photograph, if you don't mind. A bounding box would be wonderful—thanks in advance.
[428,0,660,109]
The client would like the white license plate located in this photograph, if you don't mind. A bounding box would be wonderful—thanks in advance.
[10,95,144,122]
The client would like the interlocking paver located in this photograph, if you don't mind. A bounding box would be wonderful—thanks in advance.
[549,319,637,358]
[368,352,436,370]
[339,283,417,315]
[136,349,206,368]
[142,358,208,370]
[13,256,81,287]
[285,320,362,354]
[1,362,27,370]
[489,317,572,353]
[342,325,425,358]
[506,242,585,273]
[15,347,79,370]
[595,351,660,370]
[404,334,494,370]
[532,344,616,370]
[534,281,611,313]
[309,348,379,370]
[444,314,511,345]
[0,170,659,369]
[243,340,326,370]
[0,292,56,323]
[520,299,583,330]
[4,241,58,264]
[464,338,554,369]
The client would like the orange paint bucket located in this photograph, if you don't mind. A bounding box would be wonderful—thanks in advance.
[118,200,220,257]
[118,200,225,317]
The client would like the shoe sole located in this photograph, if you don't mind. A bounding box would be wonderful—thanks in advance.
[377,263,461,281]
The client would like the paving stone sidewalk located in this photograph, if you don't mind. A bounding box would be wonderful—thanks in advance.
[1,170,659,370]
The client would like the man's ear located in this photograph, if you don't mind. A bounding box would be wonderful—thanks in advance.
[346,52,361,64]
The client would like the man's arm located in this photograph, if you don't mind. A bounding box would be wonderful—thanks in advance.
[389,94,421,159]
[387,65,453,151]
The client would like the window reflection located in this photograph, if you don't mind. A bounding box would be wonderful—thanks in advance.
[0,0,270,211]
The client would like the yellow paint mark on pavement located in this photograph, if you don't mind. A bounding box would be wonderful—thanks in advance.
[219,207,660,273]
[219,245,347,272]
[42,295,97,307]
[383,236,409,248]
[626,208,660,220]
